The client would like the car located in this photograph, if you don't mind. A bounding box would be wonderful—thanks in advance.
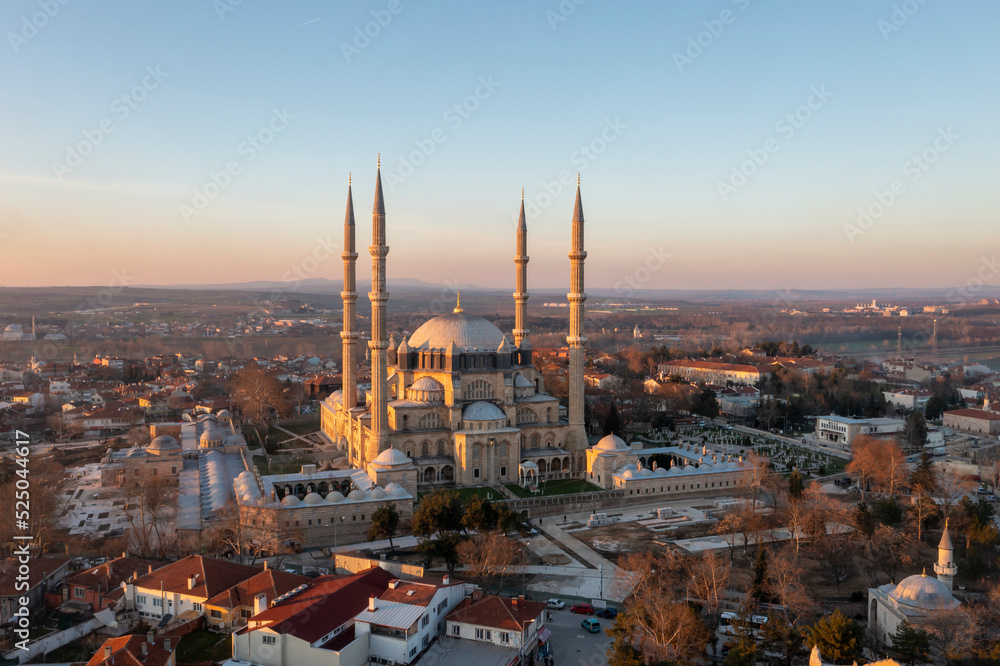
[596,608,618,619]
[545,599,565,610]
[303,570,321,578]
[570,603,595,615]
[581,618,601,633]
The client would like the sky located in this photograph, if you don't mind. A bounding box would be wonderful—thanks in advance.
[1,0,998,292]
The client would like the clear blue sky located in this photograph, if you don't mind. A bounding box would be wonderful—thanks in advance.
[2,0,997,291]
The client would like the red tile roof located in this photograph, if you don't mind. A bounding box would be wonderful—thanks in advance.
[86,634,179,666]
[249,567,394,643]
[205,569,310,609]
[446,595,546,632]
[0,557,70,596]
[65,557,163,595]
[131,556,260,600]
[945,408,1000,421]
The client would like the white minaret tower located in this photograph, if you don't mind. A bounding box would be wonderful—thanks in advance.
[566,175,588,451]
[513,190,530,358]
[934,518,957,591]
[340,175,359,426]
[366,157,391,462]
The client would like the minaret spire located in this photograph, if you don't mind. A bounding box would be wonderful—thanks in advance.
[513,191,530,358]
[934,518,957,590]
[340,175,359,426]
[566,175,587,451]
[367,157,391,462]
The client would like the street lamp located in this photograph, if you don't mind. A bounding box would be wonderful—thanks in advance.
[598,564,603,601]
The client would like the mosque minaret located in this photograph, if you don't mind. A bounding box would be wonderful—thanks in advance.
[566,176,588,450]
[340,175,359,415]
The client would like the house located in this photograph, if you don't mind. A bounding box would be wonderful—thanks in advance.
[658,360,763,386]
[87,633,180,666]
[442,595,547,666]
[232,568,466,666]
[943,408,1000,436]
[0,557,72,625]
[126,555,261,623]
[53,556,163,612]
[203,568,309,632]
[882,388,932,412]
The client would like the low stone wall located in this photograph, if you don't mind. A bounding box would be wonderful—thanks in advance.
[499,486,744,519]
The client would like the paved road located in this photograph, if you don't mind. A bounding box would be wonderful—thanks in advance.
[544,608,613,666]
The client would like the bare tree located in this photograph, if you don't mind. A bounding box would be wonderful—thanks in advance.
[456,531,522,594]
[767,547,816,622]
[210,504,281,564]
[862,524,915,586]
[846,435,881,501]
[685,549,732,624]
[229,365,285,426]
[934,469,976,520]
[117,469,177,559]
[873,440,908,497]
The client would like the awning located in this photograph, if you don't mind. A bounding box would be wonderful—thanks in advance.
[95,608,118,628]
[537,627,551,642]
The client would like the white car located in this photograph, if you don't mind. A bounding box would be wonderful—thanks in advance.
[546,599,565,610]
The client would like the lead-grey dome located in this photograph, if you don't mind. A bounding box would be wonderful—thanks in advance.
[463,401,506,421]
[890,573,959,611]
[408,312,505,351]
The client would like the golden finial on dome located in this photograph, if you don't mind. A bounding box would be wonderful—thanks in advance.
[577,172,580,186]
[377,154,380,169]
[922,568,927,577]
[454,291,463,313]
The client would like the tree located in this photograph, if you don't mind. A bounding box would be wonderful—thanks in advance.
[229,365,285,426]
[456,531,521,594]
[368,503,400,552]
[863,524,915,587]
[606,612,647,666]
[910,451,935,493]
[686,549,732,625]
[604,402,623,437]
[691,386,720,419]
[890,621,931,666]
[846,436,881,501]
[901,412,928,453]
[788,469,804,501]
[767,548,815,621]
[117,468,178,559]
[874,440,908,497]
[759,613,808,666]
[211,504,280,564]
[854,502,876,538]
[908,489,938,542]
[412,489,465,575]
[805,609,864,665]
[751,547,776,604]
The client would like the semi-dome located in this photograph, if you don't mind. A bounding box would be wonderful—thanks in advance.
[303,492,324,505]
[372,448,411,467]
[593,434,628,452]
[408,312,505,351]
[463,401,506,421]
[514,374,534,388]
[148,435,181,453]
[410,377,444,391]
[890,573,959,611]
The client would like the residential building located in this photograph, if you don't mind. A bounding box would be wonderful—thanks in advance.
[443,594,547,666]
[204,568,309,632]
[53,556,163,612]
[1,557,71,625]
[943,408,1000,436]
[87,633,180,666]
[658,360,763,386]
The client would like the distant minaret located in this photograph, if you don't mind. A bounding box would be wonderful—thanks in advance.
[367,157,391,462]
[934,518,957,590]
[566,175,588,450]
[897,326,902,358]
[340,175,359,418]
[932,318,939,361]
[31,314,35,337]
[513,190,530,357]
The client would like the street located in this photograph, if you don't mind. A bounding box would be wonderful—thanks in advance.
[543,608,613,666]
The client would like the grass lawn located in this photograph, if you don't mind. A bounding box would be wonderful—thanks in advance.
[417,487,503,503]
[281,421,320,436]
[176,628,233,663]
[252,455,304,476]
[505,479,602,498]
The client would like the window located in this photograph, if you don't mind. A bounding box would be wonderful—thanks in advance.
[500,466,507,477]
[74,587,86,599]
[210,610,222,619]
[422,635,429,648]
[242,609,252,618]
[136,595,147,605]
[500,632,510,644]
[422,615,430,628]
[475,628,484,640]
[152,598,162,607]
[262,636,276,645]
[193,603,202,612]
[452,625,460,636]
[473,468,480,479]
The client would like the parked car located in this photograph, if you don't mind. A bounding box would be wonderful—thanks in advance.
[570,603,595,615]
[546,599,565,610]
[596,608,618,619]
[581,618,601,633]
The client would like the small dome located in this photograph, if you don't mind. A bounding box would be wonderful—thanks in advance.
[410,377,444,391]
[593,434,628,452]
[347,489,367,501]
[891,573,959,611]
[326,491,346,503]
[281,495,301,507]
[148,435,181,452]
[620,469,636,479]
[368,486,388,500]
[388,485,409,498]
[372,448,411,467]
[125,445,145,458]
[463,401,505,421]
[303,492,324,505]
[217,409,232,420]
[514,374,534,388]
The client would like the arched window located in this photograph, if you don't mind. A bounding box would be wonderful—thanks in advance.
[466,379,495,400]
[517,408,538,425]
[499,441,508,457]
[530,433,540,448]
[436,440,445,456]
[421,440,429,457]
[417,412,444,430]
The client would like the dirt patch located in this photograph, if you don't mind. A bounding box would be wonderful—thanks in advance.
[541,553,572,566]
[576,522,654,556]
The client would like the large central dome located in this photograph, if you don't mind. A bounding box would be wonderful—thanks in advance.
[889,573,959,611]
[408,312,506,351]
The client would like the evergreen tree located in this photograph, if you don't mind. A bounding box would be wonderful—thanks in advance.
[854,502,875,537]
[751,547,776,604]
[604,402,622,437]
[759,614,807,666]
[910,451,935,492]
[804,609,864,665]
[889,622,931,666]
[788,469,804,500]
[901,412,928,453]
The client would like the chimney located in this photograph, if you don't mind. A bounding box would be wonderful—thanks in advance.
[104,646,112,660]
[512,599,519,609]
[133,570,139,581]
[263,560,268,571]
[122,551,127,558]
[442,575,450,585]
[147,630,154,644]
[141,643,148,656]
[389,580,399,589]
[148,565,153,574]
[368,596,377,612]
[187,574,197,590]
[163,638,171,651]
[254,593,267,616]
